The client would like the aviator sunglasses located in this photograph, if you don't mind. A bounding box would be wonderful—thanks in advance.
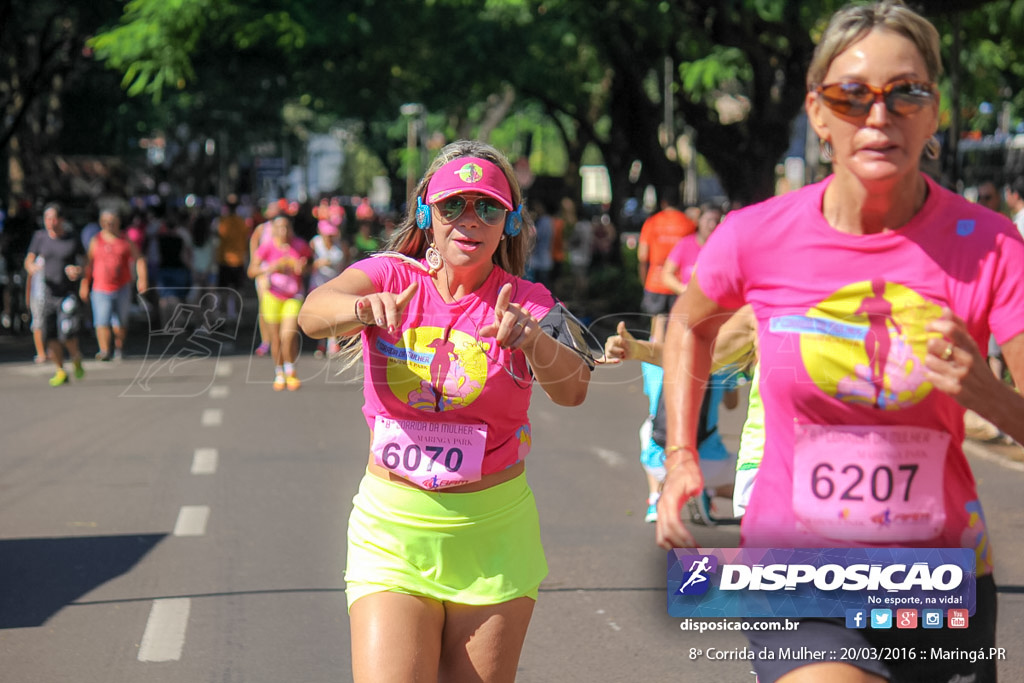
[814,79,937,117]
[433,195,507,226]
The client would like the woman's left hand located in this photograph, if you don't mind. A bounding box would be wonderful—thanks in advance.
[925,308,995,409]
[480,283,539,350]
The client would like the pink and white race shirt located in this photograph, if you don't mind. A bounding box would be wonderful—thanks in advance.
[351,256,555,490]
[695,174,1024,573]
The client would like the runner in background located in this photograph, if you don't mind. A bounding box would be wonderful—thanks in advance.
[637,185,695,344]
[603,307,756,524]
[308,219,350,358]
[24,203,86,386]
[249,215,310,391]
[248,199,282,357]
[79,210,148,361]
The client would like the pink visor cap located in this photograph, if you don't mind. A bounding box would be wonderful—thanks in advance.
[317,220,339,235]
[426,157,514,211]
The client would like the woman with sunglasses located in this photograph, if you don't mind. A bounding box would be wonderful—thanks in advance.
[298,140,590,683]
[657,2,1024,682]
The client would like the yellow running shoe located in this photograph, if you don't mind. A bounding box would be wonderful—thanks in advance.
[273,374,286,391]
[49,368,69,387]
[286,373,301,391]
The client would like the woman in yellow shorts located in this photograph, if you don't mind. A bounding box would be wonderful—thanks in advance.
[299,140,593,682]
[249,215,311,391]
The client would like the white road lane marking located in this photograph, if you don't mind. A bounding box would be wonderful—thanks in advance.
[201,409,223,426]
[137,598,191,662]
[963,439,1024,472]
[173,506,210,537]
[592,446,626,467]
[191,448,218,475]
[215,362,233,377]
[208,385,230,399]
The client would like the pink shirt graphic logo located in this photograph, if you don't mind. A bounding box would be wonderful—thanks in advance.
[769,280,940,411]
[375,328,488,412]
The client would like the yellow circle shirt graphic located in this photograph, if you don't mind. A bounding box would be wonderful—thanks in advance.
[792,280,942,410]
[379,327,489,411]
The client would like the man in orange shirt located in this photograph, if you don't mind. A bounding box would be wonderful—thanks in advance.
[637,186,695,342]
[214,194,250,320]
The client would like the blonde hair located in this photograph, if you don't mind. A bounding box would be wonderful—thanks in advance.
[807,1,942,89]
[387,139,533,277]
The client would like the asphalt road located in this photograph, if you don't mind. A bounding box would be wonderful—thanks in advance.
[1,326,1022,682]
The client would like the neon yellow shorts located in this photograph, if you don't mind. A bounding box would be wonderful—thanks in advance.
[260,292,302,325]
[345,471,548,610]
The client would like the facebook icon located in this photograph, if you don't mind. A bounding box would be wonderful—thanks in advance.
[846,609,867,629]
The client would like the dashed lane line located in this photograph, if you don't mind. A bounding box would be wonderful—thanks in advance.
[137,598,191,662]
[191,448,218,475]
[592,446,626,467]
[173,505,210,537]
[201,409,223,426]
[208,385,230,399]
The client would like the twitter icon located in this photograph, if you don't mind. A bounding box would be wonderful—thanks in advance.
[870,609,892,629]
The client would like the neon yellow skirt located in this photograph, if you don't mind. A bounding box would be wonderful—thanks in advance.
[345,470,548,610]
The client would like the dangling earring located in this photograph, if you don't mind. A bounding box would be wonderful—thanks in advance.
[820,139,833,163]
[924,135,941,161]
[425,242,442,275]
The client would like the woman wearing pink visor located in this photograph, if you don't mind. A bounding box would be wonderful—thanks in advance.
[299,140,592,683]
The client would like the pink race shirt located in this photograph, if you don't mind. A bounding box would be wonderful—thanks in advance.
[351,256,555,486]
[255,239,311,301]
[665,233,702,287]
[695,174,1024,573]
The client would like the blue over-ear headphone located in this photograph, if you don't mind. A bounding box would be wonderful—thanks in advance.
[416,196,524,237]
[415,196,432,230]
[504,205,523,237]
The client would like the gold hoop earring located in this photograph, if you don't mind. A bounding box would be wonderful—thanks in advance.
[820,139,833,163]
[924,135,941,161]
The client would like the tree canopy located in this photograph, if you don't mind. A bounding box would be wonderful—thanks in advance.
[4,0,1022,210]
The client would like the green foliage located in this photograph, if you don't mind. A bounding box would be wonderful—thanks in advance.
[89,0,309,100]
[679,47,753,101]
[88,0,208,99]
[75,0,1024,208]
